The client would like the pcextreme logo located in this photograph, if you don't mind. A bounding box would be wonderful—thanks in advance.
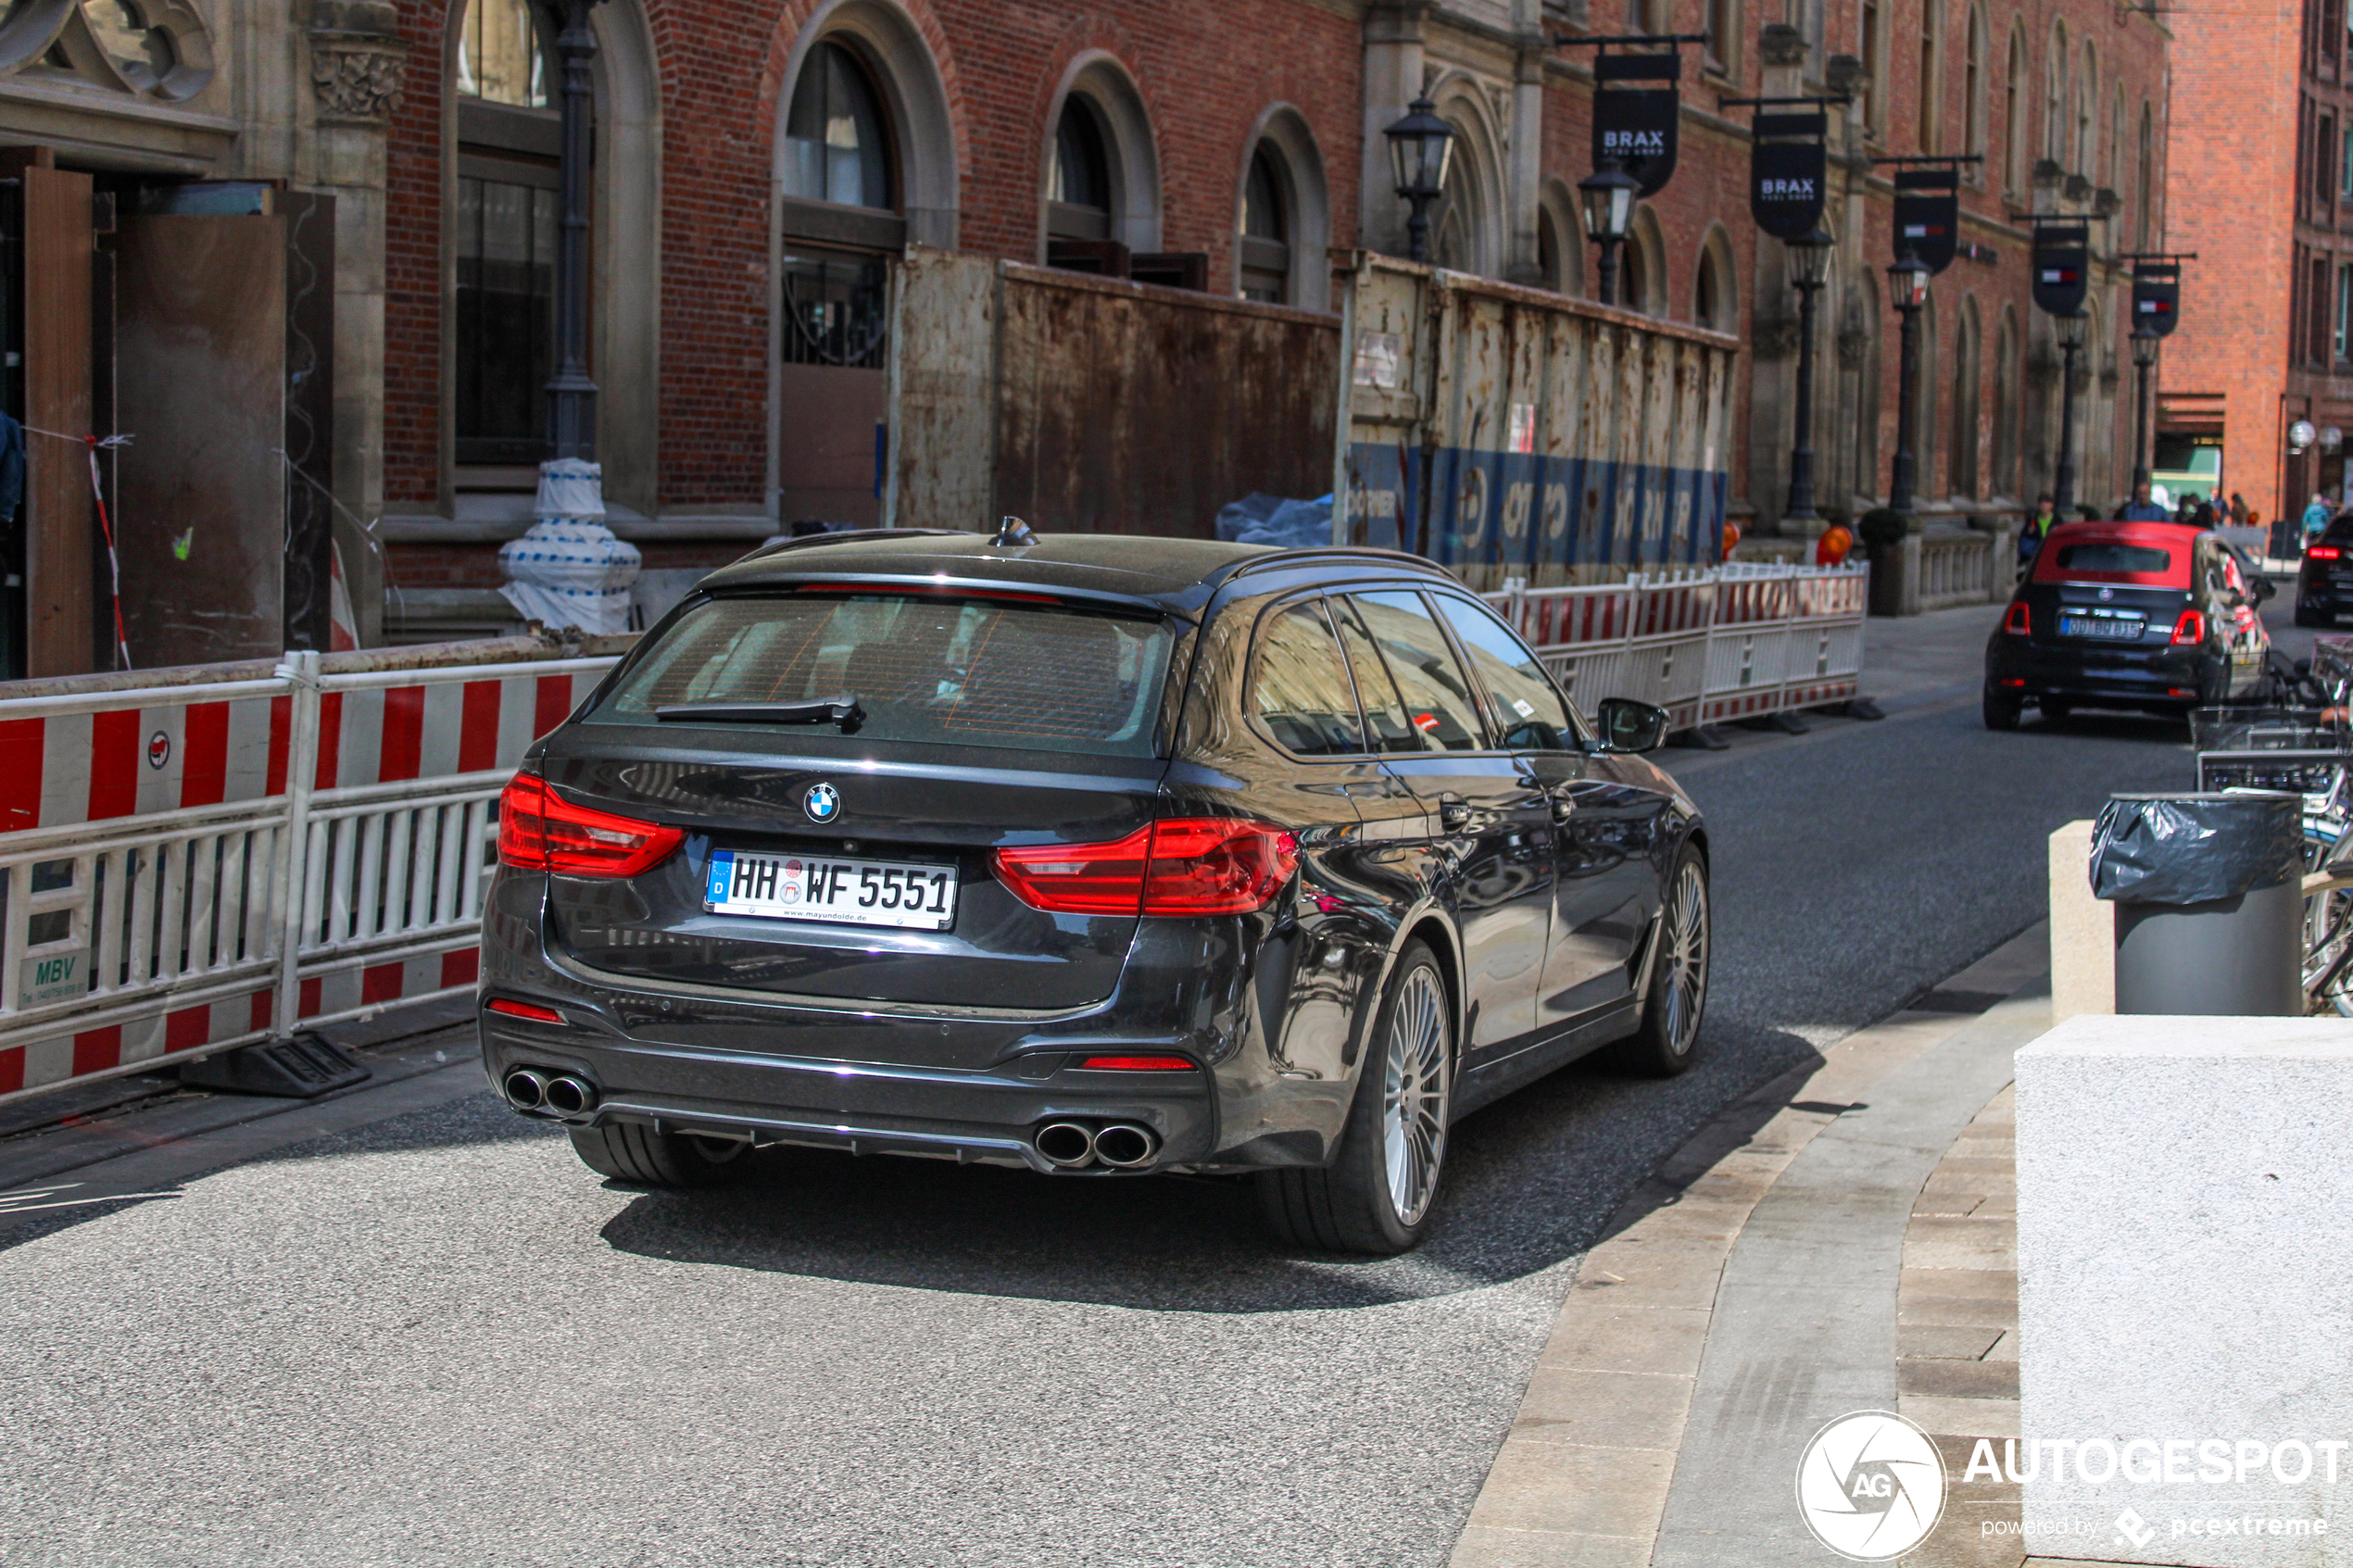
[1794,1410,1948,1561]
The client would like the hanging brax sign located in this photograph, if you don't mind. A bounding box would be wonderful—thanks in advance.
[1749,113,1827,239]
[2031,222,2090,315]
[2132,262,2181,338]
[1592,52,1680,197]
[1893,168,1959,274]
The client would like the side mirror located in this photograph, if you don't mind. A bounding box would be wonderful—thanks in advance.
[2256,576,2279,603]
[1596,696,1670,754]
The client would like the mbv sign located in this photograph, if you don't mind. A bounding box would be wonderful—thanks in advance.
[1749,110,1828,240]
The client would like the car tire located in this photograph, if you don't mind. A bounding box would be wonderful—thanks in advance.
[2040,697,2072,722]
[2296,603,2325,628]
[1607,844,1711,1078]
[1982,684,2022,731]
[569,1123,748,1187]
[1257,940,1453,1256]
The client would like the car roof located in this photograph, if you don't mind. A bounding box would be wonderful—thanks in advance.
[2045,520,2208,546]
[694,529,1453,617]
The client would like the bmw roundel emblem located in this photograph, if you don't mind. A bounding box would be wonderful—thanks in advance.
[803,783,841,824]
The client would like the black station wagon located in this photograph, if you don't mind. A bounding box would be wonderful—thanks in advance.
[480,528,1712,1253]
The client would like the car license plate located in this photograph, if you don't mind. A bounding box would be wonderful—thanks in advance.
[705,850,957,931]
[2058,613,2144,640]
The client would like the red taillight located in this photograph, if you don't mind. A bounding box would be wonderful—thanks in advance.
[993,818,1301,916]
[497,773,685,878]
[2004,601,2032,635]
[2170,609,2206,646]
[486,997,565,1024]
[1078,1055,1199,1071]
[2312,546,2342,559]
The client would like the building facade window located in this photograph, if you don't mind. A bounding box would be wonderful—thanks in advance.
[1049,98,1114,241]
[2337,263,2352,363]
[453,0,560,470]
[1964,7,1986,161]
[782,40,895,211]
[1919,0,1941,154]
[1239,146,1290,303]
[1861,0,1884,135]
[2006,29,2028,194]
[1705,0,1737,74]
[2137,105,2156,248]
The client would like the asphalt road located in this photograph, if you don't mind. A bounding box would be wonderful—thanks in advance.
[0,638,2201,1568]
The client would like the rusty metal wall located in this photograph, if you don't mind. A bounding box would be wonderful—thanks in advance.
[886,247,1340,538]
[1337,255,1739,591]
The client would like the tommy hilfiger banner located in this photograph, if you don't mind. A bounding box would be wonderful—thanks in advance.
[1593,52,1680,196]
[2132,260,2181,337]
[2032,221,2091,316]
[1893,167,1959,273]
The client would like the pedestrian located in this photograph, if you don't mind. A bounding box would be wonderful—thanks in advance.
[2307,494,2334,553]
[1815,521,1854,566]
[2019,493,2057,577]
[2194,496,2218,528]
[2119,480,2168,522]
[2231,490,2250,525]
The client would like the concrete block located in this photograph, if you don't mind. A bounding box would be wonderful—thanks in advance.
[2050,820,2114,1021]
[2018,1015,2353,1566]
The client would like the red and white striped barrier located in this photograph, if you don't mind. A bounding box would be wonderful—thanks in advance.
[1483,562,1868,731]
[0,647,620,1106]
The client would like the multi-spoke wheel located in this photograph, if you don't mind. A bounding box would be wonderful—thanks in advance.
[1257,940,1455,1254]
[1614,844,1710,1076]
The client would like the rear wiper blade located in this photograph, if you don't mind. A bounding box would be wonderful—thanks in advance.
[655,696,864,731]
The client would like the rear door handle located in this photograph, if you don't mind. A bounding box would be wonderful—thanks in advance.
[1439,797,1471,833]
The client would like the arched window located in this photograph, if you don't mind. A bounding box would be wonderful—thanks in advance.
[1919,0,1942,153]
[1537,182,1584,297]
[1049,98,1115,241]
[1621,230,1648,313]
[1693,233,1737,332]
[2135,103,2155,248]
[2005,29,2028,194]
[1994,308,2021,496]
[1428,94,1504,279]
[453,0,560,469]
[783,40,895,210]
[2045,24,2067,166]
[1952,300,1982,497]
[1239,147,1289,303]
[2076,44,2097,176]
[458,0,545,107]
[1961,9,1983,158]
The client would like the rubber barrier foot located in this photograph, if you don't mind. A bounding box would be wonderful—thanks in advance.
[177,1033,371,1099]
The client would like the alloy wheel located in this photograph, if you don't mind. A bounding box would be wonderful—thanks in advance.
[1661,861,1710,1058]
[1381,965,1451,1226]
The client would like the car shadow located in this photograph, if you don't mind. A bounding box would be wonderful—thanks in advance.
[595,1021,1827,1313]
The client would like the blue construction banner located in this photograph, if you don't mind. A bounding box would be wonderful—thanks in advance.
[1353,442,1725,572]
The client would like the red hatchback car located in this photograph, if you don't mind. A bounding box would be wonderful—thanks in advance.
[1983,521,2272,727]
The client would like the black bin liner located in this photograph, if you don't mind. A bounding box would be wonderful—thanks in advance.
[2089,792,2304,906]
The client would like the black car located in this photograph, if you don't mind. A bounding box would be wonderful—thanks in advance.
[2297,512,2353,625]
[1984,520,2271,727]
[480,530,1710,1254]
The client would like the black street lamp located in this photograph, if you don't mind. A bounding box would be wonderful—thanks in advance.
[2130,326,2159,493]
[1579,157,1642,307]
[547,0,606,464]
[1886,250,1931,513]
[1784,227,1834,524]
[2054,311,2085,512]
[1384,97,1455,265]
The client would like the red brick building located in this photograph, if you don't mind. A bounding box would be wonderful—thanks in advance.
[368,0,2174,637]
[2163,0,2344,529]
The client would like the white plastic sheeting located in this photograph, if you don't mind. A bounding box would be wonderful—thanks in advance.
[499,459,641,633]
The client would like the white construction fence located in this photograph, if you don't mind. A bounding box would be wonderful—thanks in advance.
[0,641,619,1108]
[0,558,1869,1110]
[1482,561,1869,734]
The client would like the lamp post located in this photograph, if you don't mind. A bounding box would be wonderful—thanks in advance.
[2130,326,2158,493]
[546,0,606,464]
[1784,227,1834,524]
[1579,156,1642,307]
[1383,97,1455,265]
[2054,311,2085,512]
[1886,250,1931,513]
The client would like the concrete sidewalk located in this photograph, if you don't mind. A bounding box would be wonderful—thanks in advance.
[1442,922,2143,1568]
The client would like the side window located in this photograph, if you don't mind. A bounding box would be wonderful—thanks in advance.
[1432,594,1579,751]
[1250,601,1365,756]
[1328,597,1422,753]
[1350,591,1490,752]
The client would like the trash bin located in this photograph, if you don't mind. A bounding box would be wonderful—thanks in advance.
[2090,792,2306,1015]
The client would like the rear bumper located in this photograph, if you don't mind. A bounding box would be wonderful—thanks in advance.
[477,870,1350,1176]
[1984,637,2211,708]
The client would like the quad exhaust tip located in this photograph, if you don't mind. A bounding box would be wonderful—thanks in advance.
[544,1075,598,1116]
[1032,1120,1159,1171]
[503,1069,547,1111]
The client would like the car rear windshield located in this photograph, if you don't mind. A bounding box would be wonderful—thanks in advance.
[593,592,1175,758]
[2033,538,2187,587]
